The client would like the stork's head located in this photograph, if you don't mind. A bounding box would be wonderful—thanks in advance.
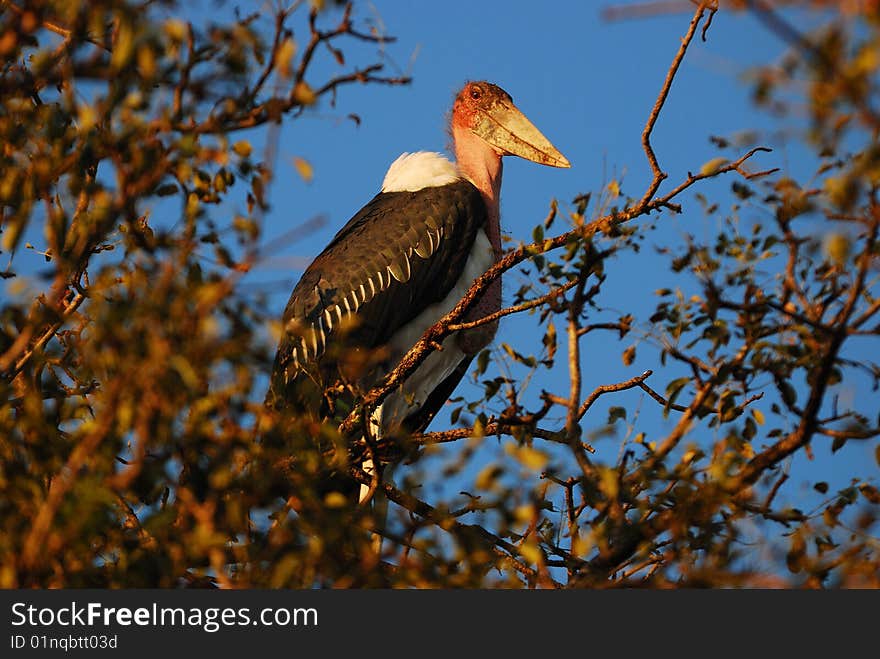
[451,81,570,168]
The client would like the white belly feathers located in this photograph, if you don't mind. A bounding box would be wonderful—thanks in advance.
[377,229,494,429]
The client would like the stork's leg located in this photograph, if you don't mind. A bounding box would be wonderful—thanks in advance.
[369,464,394,556]
[358,457,376,505]
[361,404,388,555]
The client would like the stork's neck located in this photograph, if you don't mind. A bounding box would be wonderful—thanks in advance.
[454,125,503,259]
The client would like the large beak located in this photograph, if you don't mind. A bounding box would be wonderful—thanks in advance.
[473,100,571,168]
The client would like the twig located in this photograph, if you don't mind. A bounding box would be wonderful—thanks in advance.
[637,378,689,413]
[577,370,656,420]
[635,2,711,209]
[446,279,580,333]
[1,291,85,379]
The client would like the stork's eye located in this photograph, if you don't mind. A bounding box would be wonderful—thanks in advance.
[470,87,482,100]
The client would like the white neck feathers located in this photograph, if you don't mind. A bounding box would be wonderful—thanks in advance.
[381,152,461,193]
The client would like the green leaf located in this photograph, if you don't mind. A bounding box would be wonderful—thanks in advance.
[450,406,462,425]
[779,381,797,408]
[607,406,627,424]
[483,378,501,399]
[475,349,491,376]
[664,377,690,417]
[155,183,179,197]
[732,181,753,199]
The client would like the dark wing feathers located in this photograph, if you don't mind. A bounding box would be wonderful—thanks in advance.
[266,179,486,417]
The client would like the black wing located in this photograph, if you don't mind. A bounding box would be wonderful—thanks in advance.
[266,179,486,420]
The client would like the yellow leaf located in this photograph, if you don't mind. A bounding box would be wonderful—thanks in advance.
[323,492,348,508]
[277,38,297,78]
[514,505,533,523]
[116,401,134,433]
[752,408,765,426]
[700,157,728,176]
[0,564,15,588]
[519,446,548,470]
[165,19,187,42]
[137,45,156,79]
[293,157,313,183]
[1,221,22,252]
[505,443,548,470]
[571,534,594,557]
[213,171,227,193]
[293,81,317,106]
[599,467,619,499]
[607,180,620,198]
[475,465,500,490]
[855,46,878,74]
[232,141,252,158]
[170,355,199,389]
[199,316,220,340]
[78,104,97,132]
[519,541,543,565]
[186,192,200,217]
[824,176,858,210]
[823,232,850,265]
[110,19,135,71]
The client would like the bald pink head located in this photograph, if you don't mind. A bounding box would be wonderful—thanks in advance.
[450,80,569,256]
[451,81,570,167]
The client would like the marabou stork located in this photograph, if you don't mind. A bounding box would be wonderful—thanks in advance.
[266,81,569,504]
